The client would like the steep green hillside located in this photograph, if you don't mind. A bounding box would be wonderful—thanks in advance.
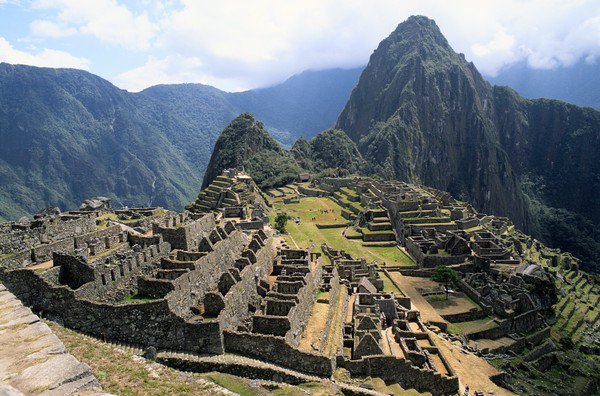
[335,16,600,272]
[291,129,365,174]
[201,113,301,189]
[0,63,212,220]
[203,119,366,190]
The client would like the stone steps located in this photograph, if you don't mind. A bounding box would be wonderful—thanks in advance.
[0,284,107,395]
[212,180,233,189]
[368,222,392,231]
[371,217,391,223]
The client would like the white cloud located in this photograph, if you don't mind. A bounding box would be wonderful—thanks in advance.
[471,30,519,76]
[0,36,89,69]
[11,0,600,90]
[30,19,76,38]
[148,0,600,89]
[31,0,159,50]
[114,54,247,92]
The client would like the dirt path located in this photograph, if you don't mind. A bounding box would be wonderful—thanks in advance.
[27,260,53,270]
[429,331,515,396]
[384,327,404,358]
[345,294,356,324]
[297,302,329,353]
[388,272,447,325]
[323,287,347,356]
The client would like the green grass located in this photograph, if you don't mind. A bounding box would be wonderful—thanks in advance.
[273,197,414,266]
[340,187,359,197]
[316,290,330,300]
[447,317,497,335]
[48,321,224,395]
[379,271,404,295]
[201,373,258,396]
[121,291,155,303]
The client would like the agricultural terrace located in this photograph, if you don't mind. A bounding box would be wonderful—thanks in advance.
[271,195,414,267]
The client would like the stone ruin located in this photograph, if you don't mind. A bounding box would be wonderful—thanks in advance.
[186,169,270,232]
[8,170,589,395]
[321,243,384,291]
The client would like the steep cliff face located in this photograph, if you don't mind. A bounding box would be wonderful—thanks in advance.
[336,15,600,271]
[492,87,600,270]
[492,86,600,224]
[336,16,528,227]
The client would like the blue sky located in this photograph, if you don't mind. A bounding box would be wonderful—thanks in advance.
[1,0,599,92]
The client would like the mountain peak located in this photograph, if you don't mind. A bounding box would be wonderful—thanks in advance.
[336,15,528,228]
[398,15,441,32]
[384,15,452,57]
[201,113,297,188]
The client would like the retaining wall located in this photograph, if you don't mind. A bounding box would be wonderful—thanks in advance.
[337,355,459,396]
[0,268,224,354]
[223,331,334,377]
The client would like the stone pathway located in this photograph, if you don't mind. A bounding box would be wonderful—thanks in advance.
[0,283,109,395]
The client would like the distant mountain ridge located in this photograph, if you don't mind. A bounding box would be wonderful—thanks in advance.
[0,63,360,221]
[489,61,600,110]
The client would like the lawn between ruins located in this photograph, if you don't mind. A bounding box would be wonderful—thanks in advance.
[0,169,598,396]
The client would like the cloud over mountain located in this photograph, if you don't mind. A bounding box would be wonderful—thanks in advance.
[1,1,599,91]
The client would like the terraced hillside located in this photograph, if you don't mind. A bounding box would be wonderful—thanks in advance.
[485,230,600,395]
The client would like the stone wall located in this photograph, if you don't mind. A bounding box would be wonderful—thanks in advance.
[0,249,33,269]
[148,231,248,316]
[218,237,276,329]
[0,217,98,269]
[72,242,169,302]
[457,279,494,316]
[297,185,328,197]
[46,216,96,240]
[236,220,264,230]
[152,213,215,251]
[32,238,75,262]
[405,237,468,268]
[441,308,486,323]
[286,261,322,346]
[74,225,123,250]
[223,331,335,377]
[0,268,224,354]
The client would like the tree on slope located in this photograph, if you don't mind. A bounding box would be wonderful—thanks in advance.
[432,266,459,300]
